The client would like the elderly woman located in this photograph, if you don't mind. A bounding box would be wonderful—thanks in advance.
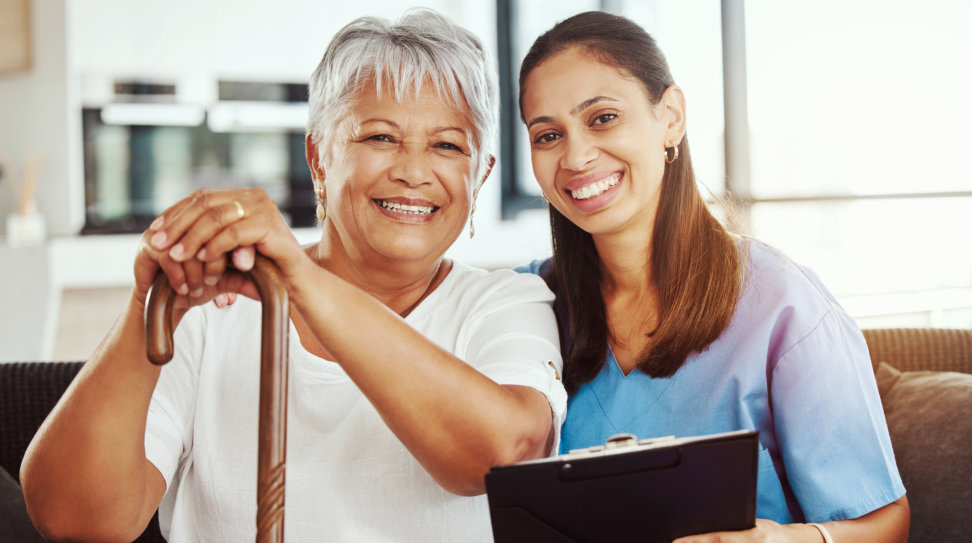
[21,10,564,542]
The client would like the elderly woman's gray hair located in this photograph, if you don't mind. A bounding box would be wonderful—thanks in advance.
[307,8,498,180]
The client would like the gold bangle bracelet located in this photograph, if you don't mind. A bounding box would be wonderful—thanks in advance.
[808,522,834,543]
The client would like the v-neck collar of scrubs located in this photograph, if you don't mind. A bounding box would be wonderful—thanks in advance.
[590,345,676,431]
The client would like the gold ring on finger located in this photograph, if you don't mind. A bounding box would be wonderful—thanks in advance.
[232,200,245,220]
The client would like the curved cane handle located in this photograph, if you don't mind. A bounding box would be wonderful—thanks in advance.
[145,255,289,543]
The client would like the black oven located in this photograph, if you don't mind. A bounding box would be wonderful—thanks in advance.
[80,81,315,234]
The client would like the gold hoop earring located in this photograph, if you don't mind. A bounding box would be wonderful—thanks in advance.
[664,146,678,164]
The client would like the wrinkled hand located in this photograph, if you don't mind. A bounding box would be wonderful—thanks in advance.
[133,188,307,311]
[672,519,802,543]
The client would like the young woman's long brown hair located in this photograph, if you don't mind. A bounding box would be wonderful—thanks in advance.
[519,11,741,393]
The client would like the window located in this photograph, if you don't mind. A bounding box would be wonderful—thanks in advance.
[742,0,972,326]
[499,0,972,327]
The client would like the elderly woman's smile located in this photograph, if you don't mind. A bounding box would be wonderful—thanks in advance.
[376,197,438,219]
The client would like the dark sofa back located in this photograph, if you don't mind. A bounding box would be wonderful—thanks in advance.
[0,361,83,485]
[0,361,165,543]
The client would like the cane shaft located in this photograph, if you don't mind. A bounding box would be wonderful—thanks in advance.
[145,255,289,543]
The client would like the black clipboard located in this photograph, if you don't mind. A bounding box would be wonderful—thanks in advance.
[485,429,759,543]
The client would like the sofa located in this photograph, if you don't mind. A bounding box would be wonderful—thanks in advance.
[862,327,972,542]
[2,328,970,542]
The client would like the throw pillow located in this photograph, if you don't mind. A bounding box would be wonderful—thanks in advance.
[875,362,972,543]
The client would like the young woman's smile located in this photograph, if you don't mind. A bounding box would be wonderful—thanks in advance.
[562,170,624,212]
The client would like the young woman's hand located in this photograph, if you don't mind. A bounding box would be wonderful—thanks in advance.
[672,519,820,543]
[671,495,908,543]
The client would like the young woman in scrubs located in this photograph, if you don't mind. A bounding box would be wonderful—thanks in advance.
[517,11,909,542]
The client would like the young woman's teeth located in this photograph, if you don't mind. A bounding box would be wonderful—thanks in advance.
[570,174,620,200]
[379,200,435,215]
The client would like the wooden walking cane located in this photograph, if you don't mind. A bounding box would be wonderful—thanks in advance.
[144,255,289,543]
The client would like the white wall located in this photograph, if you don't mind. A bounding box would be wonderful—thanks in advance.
[0,0,83,238]
[71,0,495,82]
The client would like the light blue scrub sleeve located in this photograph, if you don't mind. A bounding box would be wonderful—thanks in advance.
[770,307,906,521]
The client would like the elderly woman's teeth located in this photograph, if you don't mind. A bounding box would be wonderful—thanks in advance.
[379,200,435,215]
[570,173,621,200]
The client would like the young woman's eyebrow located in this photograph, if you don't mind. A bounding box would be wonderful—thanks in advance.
[526,96,619,129]
[570,95,617,115]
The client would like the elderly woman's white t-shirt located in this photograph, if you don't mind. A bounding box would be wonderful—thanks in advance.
[144,261,566,542]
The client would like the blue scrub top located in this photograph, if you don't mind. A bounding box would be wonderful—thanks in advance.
[518,239,905,523]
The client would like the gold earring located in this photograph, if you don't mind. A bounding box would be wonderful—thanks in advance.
[664,145,678,164]
[316,186,327,222]
[469,199,477,239]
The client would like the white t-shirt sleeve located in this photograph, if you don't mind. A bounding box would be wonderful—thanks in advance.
[460,271,567,455]
[144,307,206,489]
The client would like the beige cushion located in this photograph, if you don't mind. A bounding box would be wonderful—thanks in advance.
[875,362,972,542]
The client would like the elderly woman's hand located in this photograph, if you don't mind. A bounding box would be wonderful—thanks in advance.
[137,188,308,309]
